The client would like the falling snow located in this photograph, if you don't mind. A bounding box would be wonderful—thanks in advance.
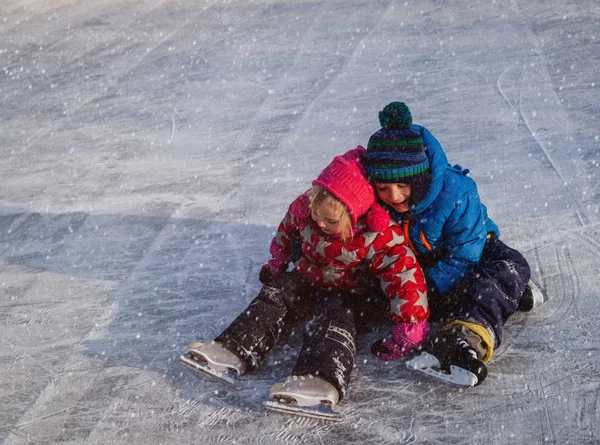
[1,0,600,444]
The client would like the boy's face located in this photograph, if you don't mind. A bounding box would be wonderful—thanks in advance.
[311,201,344,235]
[374,183,412,213]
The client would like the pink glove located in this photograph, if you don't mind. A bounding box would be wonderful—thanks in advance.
[371,320,430,360]
[260,234,292,284]
[259,257,288,284]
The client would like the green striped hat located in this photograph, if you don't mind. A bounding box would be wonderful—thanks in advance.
[365,102,431,205]
[365,102,429,182]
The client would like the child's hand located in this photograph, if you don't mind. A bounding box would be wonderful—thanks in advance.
[259,265,273,284]
[371,320,430,360]
[260,255,289,285]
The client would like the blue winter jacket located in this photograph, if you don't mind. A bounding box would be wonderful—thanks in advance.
[389,125,499,296]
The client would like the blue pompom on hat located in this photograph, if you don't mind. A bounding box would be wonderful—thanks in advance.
[364,102,431,207]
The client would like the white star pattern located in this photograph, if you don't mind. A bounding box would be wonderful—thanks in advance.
[362,231,379,248]
[414,289,428,309]
[315,240,331,257]
[380,277,393,294]
[335,247,360,266]
[322,265,343,284]
[399,266,419,285]
[275,230,288,247]
[365,245,377,261]
[379,253,400,270]
[300,225,313,242]
[389,295,410,316]
[386,231,405,248]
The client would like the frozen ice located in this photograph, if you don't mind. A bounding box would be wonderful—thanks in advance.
[1,0,600,443]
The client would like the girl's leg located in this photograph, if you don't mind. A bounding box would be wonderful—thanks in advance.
[292,290,358,401]
[215,271,315,372]
[352,279,390,333]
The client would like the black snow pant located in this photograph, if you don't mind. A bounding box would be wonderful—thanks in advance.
[427,233,530,350]
[215,270,388,400]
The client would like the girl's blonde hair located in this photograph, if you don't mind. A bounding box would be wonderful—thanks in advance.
[308,185,353,242]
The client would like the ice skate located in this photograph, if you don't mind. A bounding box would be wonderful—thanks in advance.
[406,328,487,388]
[263,374,343,421]
[517,277,548,312]
[179,341,246,390]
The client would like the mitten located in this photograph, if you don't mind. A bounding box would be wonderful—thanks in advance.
[371,320,430,361]
[259,265,273,284]
[259,256,288,285]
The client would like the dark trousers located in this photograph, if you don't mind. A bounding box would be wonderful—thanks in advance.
[215,271,388,400]
[427,234,530,349]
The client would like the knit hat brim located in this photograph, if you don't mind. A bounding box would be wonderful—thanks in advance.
[365,158,430,182]
[312,148,375,227]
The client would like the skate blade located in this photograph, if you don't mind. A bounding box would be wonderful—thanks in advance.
[179,354,242,390]
[263,400,344,422]
[406,352,478,388]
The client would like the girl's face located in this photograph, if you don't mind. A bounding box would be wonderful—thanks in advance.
[311,201,344,235]
[374,182,412,213]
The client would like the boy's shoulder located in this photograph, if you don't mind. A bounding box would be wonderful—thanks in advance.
[441,163,480,197]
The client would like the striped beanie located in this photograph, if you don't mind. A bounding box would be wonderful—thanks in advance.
[364,102,431,205]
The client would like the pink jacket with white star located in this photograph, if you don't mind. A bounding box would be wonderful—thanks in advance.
[264,193,429,324]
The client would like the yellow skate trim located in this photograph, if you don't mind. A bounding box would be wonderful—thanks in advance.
[445,321,494,362]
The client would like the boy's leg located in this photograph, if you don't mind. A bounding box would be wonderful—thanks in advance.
[430,234,530,361]
[292,290,358,401]
[215,271,315,372]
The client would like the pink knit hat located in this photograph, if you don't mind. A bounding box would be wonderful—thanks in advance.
[312,147,390,232]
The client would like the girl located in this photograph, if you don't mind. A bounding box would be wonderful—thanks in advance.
[180,148,429,415]
[364,102,546,387]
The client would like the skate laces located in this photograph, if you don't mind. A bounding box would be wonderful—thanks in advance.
[456,336,477,359]
[287,374,315,383]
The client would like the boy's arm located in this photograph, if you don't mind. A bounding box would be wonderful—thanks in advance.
[413,126,489,295]
[424,189,488,296]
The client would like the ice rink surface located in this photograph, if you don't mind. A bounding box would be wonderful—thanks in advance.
[1,0,600,443]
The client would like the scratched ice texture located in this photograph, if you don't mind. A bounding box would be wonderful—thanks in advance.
[1,0,599,443]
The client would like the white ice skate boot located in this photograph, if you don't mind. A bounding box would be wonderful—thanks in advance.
[263,375,343,421]
[179,341,246,389]
[518,277,548,312]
